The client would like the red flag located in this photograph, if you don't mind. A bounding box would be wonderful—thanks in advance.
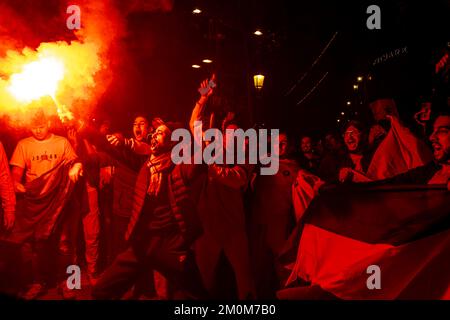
[285,184,450,299]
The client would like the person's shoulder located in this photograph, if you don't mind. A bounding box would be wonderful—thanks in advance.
[50,134,66,141]
[51,134,70,144]
[17,136,35,146]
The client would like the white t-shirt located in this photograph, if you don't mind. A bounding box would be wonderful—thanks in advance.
[10,134,77,182]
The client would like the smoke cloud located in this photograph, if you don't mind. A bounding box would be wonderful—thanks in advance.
[0,0,173,126]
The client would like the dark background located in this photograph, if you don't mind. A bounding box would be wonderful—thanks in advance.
[1,0,449,139]
[103,0,449,137]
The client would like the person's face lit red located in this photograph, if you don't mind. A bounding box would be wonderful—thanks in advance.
[31,121,50,141]
[133,116,149,142]
[344,125,361,152]
[429,115,450,163]
[325,134,339,151]
[99,122,111,135]
[279,133,289,158]
[301,137,312,154]
[224,123,239,150]
[150,124,171,155]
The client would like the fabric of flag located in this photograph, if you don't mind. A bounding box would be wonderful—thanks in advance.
[0,161,75,244]
[285,184,450,299]
[367,116,433,180]
[292,169,324,222]
[291,117,433,248]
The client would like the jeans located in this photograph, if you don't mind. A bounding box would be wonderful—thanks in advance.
[59,182,100,276]
[92,227,205,300]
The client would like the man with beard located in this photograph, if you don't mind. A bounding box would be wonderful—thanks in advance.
[104,115,170,299]
[336,121,374,183]
[376,112,450,188]
[298,136,321,174]
[92,121,206,299]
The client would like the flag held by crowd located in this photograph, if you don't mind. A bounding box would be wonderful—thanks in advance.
[285,183,450,299]
[1,161,75,244]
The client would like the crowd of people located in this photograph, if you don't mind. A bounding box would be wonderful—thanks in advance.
[0,77,449,300]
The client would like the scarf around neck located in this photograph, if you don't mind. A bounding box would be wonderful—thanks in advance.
[146,152,174,197]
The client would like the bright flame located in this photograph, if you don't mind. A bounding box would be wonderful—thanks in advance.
[0,0,123,127]
[8,57,65,103]
[52,96,74,122]
[0,40,104,125]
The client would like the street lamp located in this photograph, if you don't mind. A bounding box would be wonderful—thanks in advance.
[202,59,213,64]
[357,76,363,82]
[253,74,265,90]
[192,8,202,14]
[353,84,358,90]
[192,64,201,69]
[254,30,263,36]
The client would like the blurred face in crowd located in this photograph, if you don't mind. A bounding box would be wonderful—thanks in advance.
[31,120,51,141]
[150,124,171,155]
[301,137,312,154]
[325,134,341,152]
[279,133,289,158]
[99,121,111,135]
[429,115,450,163]
[344,125,362,153]
[133,116,149,142]
[224,123,239,150]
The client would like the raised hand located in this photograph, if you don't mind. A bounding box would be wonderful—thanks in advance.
[106,133,125,147]
[67,127,78,149]
[198,74,216,98]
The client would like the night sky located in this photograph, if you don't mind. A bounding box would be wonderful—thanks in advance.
[1,0,448,139]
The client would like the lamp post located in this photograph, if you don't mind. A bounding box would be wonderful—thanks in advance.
[252,74,265,124]
[253,74,265,91]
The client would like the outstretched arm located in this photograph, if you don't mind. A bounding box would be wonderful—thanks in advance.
[189,75,216,135]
